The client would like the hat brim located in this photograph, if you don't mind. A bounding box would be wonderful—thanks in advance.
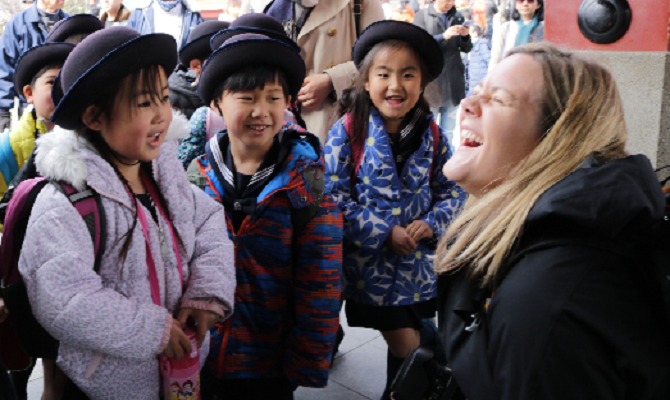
[210,27,300,53]
[51,34,177,130]
[14,43,75,101]
[46,14,105,43]
[179,33,217,66]
[352,20,444,82]
[198,38,306,105]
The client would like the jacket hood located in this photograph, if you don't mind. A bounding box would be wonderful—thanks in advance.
[35,110,189,191]
[520,154,665,254]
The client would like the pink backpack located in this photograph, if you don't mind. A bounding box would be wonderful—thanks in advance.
[0,178,105,360]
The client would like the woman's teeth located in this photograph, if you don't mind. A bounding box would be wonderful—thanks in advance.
[461,129,483,144]
[152,133,160,138]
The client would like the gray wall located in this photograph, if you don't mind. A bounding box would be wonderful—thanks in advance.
[579,51,670,172]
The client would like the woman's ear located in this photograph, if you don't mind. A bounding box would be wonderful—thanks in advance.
[82,105,102,131]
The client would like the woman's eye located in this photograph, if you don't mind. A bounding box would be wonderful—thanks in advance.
[270,97,280,101]
[162,95,169,102]
[378,73,388,78]
[491,97,504,104]
[404,74,414,78]
[138,101,151,108]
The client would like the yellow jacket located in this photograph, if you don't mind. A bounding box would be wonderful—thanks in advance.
[0,107,48,199]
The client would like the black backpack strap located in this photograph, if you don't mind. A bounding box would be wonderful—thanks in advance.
[291,166,324,239]
[354,0,363,36]
[50,181,106,274]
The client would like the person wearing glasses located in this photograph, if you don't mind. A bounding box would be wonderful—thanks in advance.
[488,0,542,71]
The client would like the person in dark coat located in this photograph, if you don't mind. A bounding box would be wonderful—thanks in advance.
[414,0,471,142]
[437,42,670,400]
[0,0,68,131]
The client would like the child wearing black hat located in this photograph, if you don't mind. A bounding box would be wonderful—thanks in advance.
[324,20,466,400]
[18,26,235,399]
[0,42,74,202]
[187,32,343,400]
[168,20,230,120]
[177,13,299,170]
[46,13,106,44]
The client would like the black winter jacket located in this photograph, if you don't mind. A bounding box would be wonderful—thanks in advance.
[168,65,204,120]
[438,155,670,400]
[414,5,472,107]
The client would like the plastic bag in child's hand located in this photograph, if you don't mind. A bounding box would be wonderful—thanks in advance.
[160,328,201,400]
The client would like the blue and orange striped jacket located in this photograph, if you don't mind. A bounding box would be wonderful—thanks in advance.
[195,123,343,388]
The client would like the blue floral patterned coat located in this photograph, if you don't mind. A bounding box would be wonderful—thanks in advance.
[325,108,465,307]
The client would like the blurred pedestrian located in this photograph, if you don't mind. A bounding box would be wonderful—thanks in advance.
[489,0,542,71]
[99,0,131,26]
[127,0,203,49]
[240,0,273,14]
[467,23,490,96]
[414,0,471,142]
[0,0,69,131]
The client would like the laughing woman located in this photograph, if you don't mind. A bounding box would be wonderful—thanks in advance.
[437,42,670,400]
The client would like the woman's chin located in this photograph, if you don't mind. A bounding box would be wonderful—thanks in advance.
[443,145,479,184]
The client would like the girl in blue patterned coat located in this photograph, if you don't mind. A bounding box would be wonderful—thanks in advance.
[324,20,465,400]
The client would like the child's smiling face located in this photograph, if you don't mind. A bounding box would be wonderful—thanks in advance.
[215,75,289,155]
[364,45,424,133]
[84,65,172,164]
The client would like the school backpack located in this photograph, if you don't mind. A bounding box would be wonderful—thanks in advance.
[0,177,105,360]
[342,113,441,193]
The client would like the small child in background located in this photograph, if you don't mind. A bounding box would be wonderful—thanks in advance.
[0,43,74,200]
[178,13,299,170]
[46,13,106,44]
[169,20,231,120]
[467,23,491,97]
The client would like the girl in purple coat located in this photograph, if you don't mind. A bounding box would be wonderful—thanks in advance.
[18,27,235,400]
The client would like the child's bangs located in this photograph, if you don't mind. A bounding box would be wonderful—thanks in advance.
[221,65,290,98]
[116,64,166,111]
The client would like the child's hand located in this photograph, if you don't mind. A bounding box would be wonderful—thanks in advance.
[177,308,219,349]
[386,226,417,257]
[406,220,434,242]
[163,318,192,360]
[0,298,8,323]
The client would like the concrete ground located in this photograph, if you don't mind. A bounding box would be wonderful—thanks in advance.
[24,310,387,400]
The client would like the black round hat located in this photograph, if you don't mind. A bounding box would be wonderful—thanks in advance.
[51,27,178,129]
[198,33,306,105]
[209,13,299,52]
[179,20,231,66]
[352,20,444,82]
[46,14,105,43]
[14,43,75,101]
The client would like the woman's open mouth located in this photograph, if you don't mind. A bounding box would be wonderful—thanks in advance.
[461,129,483,148]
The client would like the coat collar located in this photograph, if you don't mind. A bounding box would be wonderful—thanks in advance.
[299,0,348,40]
[35,110,190,208]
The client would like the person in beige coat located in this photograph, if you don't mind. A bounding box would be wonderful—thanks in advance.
[265,0,385,144]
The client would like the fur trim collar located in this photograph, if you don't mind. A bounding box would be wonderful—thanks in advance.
[35,109,189,191]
